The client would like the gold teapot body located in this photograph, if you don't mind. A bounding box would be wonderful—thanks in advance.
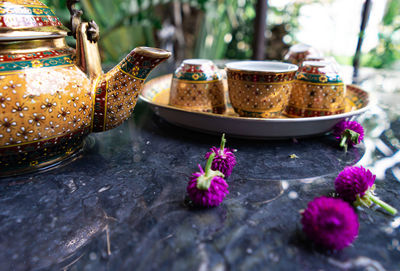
[0,0,171,176]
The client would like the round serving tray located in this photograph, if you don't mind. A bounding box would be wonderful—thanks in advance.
[140,74,369,139]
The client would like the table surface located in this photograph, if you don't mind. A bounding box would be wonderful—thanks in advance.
[1,66,400,271]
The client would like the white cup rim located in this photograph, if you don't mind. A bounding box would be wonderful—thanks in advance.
[302,60,331,67]
[226,61,298,73]
[183,59,213,66]
[289,43,313,53]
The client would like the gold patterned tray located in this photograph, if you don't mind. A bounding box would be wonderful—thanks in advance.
[140,74,370,138]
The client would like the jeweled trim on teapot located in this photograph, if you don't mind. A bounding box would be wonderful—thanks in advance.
[0,126,89,173]
[92,80,107,132]
[0,126,89,149]
[119,51,162,80]
[0,48,71,62]
[0,15,62,28]
[0,5,56,16]
[0,0,46,6]
[0,5,62,29]
[0,51,73,71]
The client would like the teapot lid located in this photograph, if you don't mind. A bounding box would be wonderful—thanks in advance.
[0,0,69,41]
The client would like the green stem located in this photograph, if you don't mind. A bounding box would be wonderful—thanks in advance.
[220,133,226,151]
[340,134,348,152]
[339,129,360,152]
[196,175,211,190]
[369,194,398,215]
[205,152,216,177]
[204,152,215,176]
[196,153,224,191]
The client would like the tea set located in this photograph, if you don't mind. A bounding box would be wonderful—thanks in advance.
[141,40,368,138]
[169,44,347,119]
[0,0,368,176]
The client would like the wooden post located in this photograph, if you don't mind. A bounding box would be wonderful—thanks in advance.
[253,0,268,60]
[352,0,372,84]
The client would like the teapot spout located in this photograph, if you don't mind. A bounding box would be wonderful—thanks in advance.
[91,47,171,132]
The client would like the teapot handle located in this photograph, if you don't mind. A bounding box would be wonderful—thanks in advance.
[67,0,100,43]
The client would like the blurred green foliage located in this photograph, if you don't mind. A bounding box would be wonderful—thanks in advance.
[366,0,400,69]
[195,0,256,60]
[42,0,306,64]
[42,0,400,69]
[43,0,160,62]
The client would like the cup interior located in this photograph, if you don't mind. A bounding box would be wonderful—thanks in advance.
[226,61,298,73]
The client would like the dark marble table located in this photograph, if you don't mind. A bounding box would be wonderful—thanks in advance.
[1,68,400,271]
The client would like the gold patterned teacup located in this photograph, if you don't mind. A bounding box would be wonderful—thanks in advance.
[169,59,225,114]
[226,61,298,118]
[286,60,346,117]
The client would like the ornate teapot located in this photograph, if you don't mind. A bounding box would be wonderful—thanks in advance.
[0,0,171,176]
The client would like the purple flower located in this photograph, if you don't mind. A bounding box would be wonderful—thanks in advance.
[333,120,364,152]
[187,153,229,207]
[335,166,397,215]
[333,120,365,143]
[335,166,375,202]
[205,134,237,178]
[301,196,359,250]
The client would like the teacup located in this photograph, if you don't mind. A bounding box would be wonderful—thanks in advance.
[284,44,322,66]
[226,61,298,118]
[169,59,225,114]
[286,60,346,117]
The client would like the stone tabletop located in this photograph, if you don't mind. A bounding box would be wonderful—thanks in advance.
[1,67,400,271]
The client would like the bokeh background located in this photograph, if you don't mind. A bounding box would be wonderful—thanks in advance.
[42,0,399,70]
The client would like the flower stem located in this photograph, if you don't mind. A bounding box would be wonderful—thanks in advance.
[340,134,348,152]
[369,194,398,215]
[196,153,224,191]
[340,129,360,152]
[205,152,215,177]
[220,133,226,151]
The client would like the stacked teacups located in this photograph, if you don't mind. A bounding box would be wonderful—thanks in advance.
[286,60,346,117]
[283,43,322,66]
[169,59,226,114]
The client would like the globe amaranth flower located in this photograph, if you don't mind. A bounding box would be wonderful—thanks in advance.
[335,166,397,215]
[187,153,229,207]
[205,133,237,178]
[333,120,364,152]
[301,196,359,250]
